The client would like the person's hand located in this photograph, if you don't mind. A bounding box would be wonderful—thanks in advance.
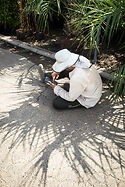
[49,83,56,89]
[51,72,59,81]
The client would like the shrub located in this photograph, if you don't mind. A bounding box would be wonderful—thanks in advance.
[0,0,19,34]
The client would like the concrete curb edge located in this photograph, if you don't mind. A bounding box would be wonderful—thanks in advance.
[0,34,112,81]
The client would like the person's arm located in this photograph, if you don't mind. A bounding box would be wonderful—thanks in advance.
[49,72,59,89]
[54,76,86,102]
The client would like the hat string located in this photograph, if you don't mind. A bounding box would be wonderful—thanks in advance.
[73,55,92,68]
[73,55,80,66]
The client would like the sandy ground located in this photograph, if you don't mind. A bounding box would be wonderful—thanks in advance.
[0,47,125,187]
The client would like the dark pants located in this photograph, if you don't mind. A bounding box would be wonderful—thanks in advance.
[53,70,82,110]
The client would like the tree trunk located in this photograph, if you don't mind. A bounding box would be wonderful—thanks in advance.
[4,0,7,32]
[18,0,24,30]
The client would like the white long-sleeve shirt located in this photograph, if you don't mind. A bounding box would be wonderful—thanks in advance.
[54,66,102,108]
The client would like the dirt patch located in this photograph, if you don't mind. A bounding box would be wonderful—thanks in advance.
[0,30,125,73]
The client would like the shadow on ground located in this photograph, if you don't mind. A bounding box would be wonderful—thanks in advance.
[0,48,125,187]
[0,94,125,186]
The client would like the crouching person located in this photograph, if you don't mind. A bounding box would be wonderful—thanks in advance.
[48,49,102,110]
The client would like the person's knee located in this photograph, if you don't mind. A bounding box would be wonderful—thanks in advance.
[53,97,62,109]
[53,97,68,110]
[63,83,69,91]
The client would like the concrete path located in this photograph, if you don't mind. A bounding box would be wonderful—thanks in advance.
[0,48,125,187]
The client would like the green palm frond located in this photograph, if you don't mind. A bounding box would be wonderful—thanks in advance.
[24,0,70,32]
[67,0,125,50]
[109,65,125,99]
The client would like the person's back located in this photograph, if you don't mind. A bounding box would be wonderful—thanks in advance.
[69,66,102,108]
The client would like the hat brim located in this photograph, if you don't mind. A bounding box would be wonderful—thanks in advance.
[52,53,79,72]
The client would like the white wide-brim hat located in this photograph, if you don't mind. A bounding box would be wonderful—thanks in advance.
[52,49,79,72]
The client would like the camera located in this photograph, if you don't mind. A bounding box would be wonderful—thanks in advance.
[45,76,57,85]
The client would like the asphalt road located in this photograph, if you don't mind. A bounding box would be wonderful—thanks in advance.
[0,48,125,187]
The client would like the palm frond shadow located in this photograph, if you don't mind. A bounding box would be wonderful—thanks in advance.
[0,91,124,186]
[0,47,124,186]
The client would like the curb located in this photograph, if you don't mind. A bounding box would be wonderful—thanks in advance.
[0,34,55,59]
[0,34,112,81]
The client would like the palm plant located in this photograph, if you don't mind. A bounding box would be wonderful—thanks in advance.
[67,0,125,51]
[67,0,125,98]
[23,0,70,32]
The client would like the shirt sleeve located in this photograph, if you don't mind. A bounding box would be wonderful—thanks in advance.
[54,76,86,102]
